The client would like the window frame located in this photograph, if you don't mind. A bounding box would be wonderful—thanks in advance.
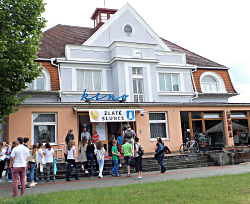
[32,113,57,145]
[132,67,143,102]
[27,73,45,90]
[200,76,218,93]
[76,69,103,91]
[158,73,180,92]
[149,112,169,141]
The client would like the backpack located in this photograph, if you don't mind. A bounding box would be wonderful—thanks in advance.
[125,129,133,139]
[138,144,144,157]
[164,145,171,154]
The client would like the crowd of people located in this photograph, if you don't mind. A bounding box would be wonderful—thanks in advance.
[0,125,167,197]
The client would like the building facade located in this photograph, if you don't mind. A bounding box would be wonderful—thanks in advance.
[4,4,250,155]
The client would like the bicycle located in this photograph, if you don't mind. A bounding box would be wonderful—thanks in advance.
[180,138,199,154]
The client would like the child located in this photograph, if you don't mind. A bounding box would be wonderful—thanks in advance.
[44,143,56,182]
[65,140,79,181]
[117,134,123,152]
[95,141,106,178]
[36,143,44,182]
[86,139,95,178]
[79,136,88,174]
[122,138,133,177]
[29,143,38,186]
[110,140,121,177]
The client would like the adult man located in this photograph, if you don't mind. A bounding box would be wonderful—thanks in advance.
[123,125,136,152]
[23,137,31,189]
[10,137,30,197]
[121,138,133,177]
[81,127,91,141]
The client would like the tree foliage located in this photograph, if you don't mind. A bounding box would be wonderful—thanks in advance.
[0,0,46,128]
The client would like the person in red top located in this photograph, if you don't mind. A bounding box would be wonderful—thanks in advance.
[92,131,99,144]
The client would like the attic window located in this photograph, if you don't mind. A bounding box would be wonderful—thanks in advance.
[122,24,134,36]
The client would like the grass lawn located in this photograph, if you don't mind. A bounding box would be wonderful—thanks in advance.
[2,173,250,204]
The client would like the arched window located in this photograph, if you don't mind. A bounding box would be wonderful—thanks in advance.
[200,75,218,93]
[27,68,51,91]
[200,71,227,93]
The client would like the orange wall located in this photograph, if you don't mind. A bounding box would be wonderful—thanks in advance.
[8,105,250,155]
[8,107,78,150]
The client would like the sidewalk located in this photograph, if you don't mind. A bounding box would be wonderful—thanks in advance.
[1,165,250,198]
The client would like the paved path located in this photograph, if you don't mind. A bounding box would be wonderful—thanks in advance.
[1,165,250,198]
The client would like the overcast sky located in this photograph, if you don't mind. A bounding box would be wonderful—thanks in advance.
[42,0,250,103]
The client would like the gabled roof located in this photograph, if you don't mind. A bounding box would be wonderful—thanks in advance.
[37,24,226,68]
[38,24,96,59]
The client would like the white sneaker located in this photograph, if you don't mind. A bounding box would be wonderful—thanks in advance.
[119,164,122,167]
[85,170,89,173]
[81,165,84,171]
[30,183,37,187]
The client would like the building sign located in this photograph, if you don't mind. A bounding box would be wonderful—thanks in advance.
[89,109,135,122]
[81,89,129,101]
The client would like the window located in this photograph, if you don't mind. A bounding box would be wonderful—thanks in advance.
[27,73,45,90]
[77,70,102,91]
[101,13,108,22]
[132,68,143,102]
[96,14,99,24]
[149,113,168,139]
[122,24,134,36]
[159,73,179,92]
[200,76,218,93]
[33,113,57,144]
[109,13,114,19]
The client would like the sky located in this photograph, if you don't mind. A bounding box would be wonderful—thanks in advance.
[42,0,250,103]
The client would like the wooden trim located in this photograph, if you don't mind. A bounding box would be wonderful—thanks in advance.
[201,112,206,133]
[189,112,193,140]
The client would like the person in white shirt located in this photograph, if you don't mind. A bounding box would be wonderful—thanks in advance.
[81,127,91,141]
[65,140,79,181]
[36,142,44,182]
[0,141,7,182]
[10,137,30,197]
[44,143,55,182]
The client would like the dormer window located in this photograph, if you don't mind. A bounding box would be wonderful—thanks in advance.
[201,76,218,93]
[27,73,45,90]
[101,13,108,23]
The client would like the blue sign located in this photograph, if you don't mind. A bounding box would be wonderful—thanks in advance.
[81,89,129,101]
[127,110,135,120]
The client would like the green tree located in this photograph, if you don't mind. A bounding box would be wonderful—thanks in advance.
[0,0,46,131]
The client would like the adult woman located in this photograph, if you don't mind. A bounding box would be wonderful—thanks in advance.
[7,141,17,182]
[79,136,88,173]
[155,137,167,173]
[65,129,74,163]
[86,139,95,178]
[44,143,56,182]
[29,143,38,186]
[65,140,79,181]
[0,142,7,182]
[134,137,142,179]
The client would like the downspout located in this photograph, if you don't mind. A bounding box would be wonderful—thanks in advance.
[51,58,62,102]
[190,65,198,103]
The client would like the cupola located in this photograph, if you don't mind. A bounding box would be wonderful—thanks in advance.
[91,8,118,29]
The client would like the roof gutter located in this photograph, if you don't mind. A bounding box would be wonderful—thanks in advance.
[51,58,62,102]
[190,65,198,103]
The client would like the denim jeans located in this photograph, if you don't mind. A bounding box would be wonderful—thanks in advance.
[157,152,166,172]
[87,153,94,176]
[6,161,12,179]
[98,159,104,176]
[66,159,78,180]
[111,160,119,176]
[29,163,36,182]
[46,163,55,180]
